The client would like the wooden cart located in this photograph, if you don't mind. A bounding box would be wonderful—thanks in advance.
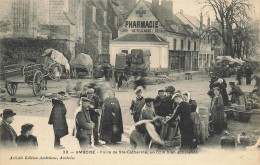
[3,63,44,96]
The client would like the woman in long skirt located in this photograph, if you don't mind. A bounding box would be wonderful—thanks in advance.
[211,87,225,134]
[100,91,124,144]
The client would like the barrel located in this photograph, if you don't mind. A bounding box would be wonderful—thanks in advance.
[76,82,82,91]
[66,79,73,92]
[200,121,205,144]
[199,107,209,139]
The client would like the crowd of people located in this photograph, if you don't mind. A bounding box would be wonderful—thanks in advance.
[0,66,258,151]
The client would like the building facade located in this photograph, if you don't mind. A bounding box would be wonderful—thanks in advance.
[0,0,132,62]
[176,10,224,69]
[110,0,200,72]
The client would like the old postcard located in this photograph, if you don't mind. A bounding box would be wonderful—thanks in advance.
[0,0,259,165]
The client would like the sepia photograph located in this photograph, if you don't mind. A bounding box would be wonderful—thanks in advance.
[0,0,259,164]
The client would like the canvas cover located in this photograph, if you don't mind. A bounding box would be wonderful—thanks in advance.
[70,53,93,69]
[42,49,69,66]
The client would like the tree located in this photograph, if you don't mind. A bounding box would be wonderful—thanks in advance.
[199,0,252,57]
[234,19,259,59]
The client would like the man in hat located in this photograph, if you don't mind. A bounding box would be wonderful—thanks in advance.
[75,97,95,149]
[245,66,253,85]
[85,88,102,146]
[236,66,243,85]
[0,109,17,148]
[166,93,193,149]
[140,98,156,120]
[153,89,165,116]
[163,86,175,116]
[48,94,68,149]
[16,123,38,149]
[129,116,166,149]
[130,89,145,123]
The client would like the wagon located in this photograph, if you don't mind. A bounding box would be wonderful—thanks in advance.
[3,63,45,96]
[41,49,70,80]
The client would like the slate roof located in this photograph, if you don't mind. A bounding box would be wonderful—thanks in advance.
[113,33,167,43]
[143,1,191,36]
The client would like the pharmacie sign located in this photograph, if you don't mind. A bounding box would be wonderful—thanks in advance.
[119,6,166,34]
[124,21,160,33]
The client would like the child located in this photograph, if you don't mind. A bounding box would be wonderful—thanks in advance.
[16,123,38,149]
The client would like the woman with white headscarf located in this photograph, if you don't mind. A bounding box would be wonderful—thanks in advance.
[209,78,229,106]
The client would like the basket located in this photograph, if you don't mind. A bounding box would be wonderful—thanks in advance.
[224,110,234,120]
[233,110,241,120]
[240,112,252,122]
[232,105,246,111]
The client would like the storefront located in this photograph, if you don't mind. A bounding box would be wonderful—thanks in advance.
[110,0,199,72]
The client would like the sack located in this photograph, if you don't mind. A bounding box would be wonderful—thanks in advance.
[78,129,90,138]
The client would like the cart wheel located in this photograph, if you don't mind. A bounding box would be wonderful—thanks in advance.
[33,71,43,96]
[5,82,18,96]
[48,63,63,80]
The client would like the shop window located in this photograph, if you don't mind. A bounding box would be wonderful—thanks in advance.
[174,39,177,50]
[181,39,184,50]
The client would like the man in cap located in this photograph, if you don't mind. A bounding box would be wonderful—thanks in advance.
[16,123,38,149]
[0,109,17,148]
[153,89,165,115]
[130,88,145,123]
[85,88,102,146]
[166,93,193,149]
[75,97,95,149]
[129,116,167,149]
[140,98,156,120]
[158,86,175,117]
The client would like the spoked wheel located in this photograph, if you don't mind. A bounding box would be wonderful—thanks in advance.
[5,82,18,96]
[33,71,43,96]
[48,63,63,80]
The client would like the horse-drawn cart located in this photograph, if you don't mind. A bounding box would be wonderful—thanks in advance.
[4,63,44,96]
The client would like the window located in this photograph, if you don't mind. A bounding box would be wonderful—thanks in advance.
[194,41,196,51]
[174,39,177,50]
[114,16,118,27]
[181,39,184,50]
[104,11,107,26]
[12,0,30,33]
[188,40,191,50]
[92,6,96,22]
[121,50,128,54]
[98,31,102,54]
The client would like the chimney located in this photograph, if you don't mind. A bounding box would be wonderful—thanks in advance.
[200,12,203,30]
[207,16,210,28]
[180,9,183,15]
[151,0,159,15]
[161,0,173,16]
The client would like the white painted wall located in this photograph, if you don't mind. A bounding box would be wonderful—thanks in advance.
[109,42,169,68]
